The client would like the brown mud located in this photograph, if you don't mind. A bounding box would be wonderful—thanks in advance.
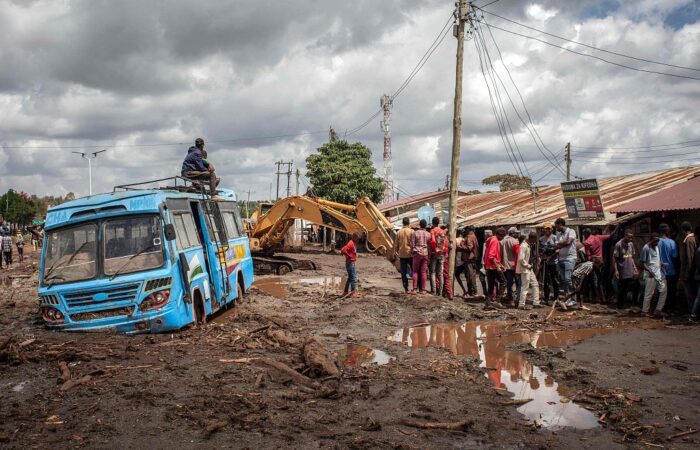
[1,249,698,448]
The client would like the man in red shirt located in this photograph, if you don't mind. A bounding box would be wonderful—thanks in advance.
[582,227,612,303]
[484,228,506,308]
[341,232,361,298]
[429,217,448,296]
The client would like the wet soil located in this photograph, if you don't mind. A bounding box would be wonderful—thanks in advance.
[1,249,698,448]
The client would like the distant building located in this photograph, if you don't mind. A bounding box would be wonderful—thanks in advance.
[378,189,470,228]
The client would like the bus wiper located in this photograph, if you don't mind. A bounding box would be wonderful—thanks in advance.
[43,241,90,286]
[109,243,158,281]
[44,274,68,288]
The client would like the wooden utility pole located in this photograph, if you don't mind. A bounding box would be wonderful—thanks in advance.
[295,169,300,195]
[446,0,468,298]
[565,142,572,181]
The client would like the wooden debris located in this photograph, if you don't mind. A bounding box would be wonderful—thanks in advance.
[220,358,255,363]
[18,338,36,348]
[667,428,698,441]
[60,375,92,392]
[400,419,474,431]
[303,338,340,378]
[258,358,320,389]
[58,361,71,383]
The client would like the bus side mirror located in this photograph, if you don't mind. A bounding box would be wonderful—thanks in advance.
[164,224,177,241]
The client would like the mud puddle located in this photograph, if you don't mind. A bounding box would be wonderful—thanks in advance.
[299,276,344,288]
[389,321,641,429]
[337,344,394,368]
[252,277,290,298]
[253,276,346,298]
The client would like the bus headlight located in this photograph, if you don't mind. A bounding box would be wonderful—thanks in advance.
[140,289,170,311]
[42,307,65,323]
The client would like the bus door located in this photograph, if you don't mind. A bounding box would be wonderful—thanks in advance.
[200,200,230,306]
[167,198,212,322]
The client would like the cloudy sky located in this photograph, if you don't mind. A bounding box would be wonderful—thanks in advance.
[1,0,699,201]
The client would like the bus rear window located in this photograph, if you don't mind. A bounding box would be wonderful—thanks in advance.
[104,216,164,276]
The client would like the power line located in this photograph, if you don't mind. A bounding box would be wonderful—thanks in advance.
[473,25,528,178]
[476,7,700,73]
[476,16,569,177]
[571,149,700,159]
[484,22,700,81]
[572,156,700,165]
[473,24,531,178]
[572,139,700,151]
[346,13,454,137]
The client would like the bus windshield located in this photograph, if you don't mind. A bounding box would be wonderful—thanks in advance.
[104,215,164,277]
[43,223,98,285]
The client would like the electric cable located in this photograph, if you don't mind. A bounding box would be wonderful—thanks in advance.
[474,23,532,179]
[475,7,700,73]
[478,15,568,176]
[484,22,700,81]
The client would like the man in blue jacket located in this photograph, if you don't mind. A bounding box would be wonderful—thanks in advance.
[181,137,219,195]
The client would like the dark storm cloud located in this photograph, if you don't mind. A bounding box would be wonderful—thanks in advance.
[1,0,699,199]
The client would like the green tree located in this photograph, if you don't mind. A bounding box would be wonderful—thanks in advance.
[482,174,532,191]
[0,190,38,225]
[306,140,384,204]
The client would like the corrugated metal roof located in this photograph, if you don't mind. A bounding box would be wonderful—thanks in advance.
[611,174,700,213]
[456,165,700,227]
[378,189,469,211]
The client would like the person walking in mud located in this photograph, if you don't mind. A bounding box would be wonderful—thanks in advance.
[15,231,24,263]
[341,232,361,298]
[2,232,13,268]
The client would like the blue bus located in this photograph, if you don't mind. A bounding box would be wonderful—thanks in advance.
[37,178,254,333]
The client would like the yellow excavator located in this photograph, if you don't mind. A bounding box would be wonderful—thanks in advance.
[248,196,397,274]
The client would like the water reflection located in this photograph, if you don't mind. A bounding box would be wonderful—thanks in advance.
[390,321,609,429]
[337,344,394,368]
[253,276,347,298]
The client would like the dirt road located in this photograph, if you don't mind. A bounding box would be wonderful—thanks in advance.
[1,250,698,449]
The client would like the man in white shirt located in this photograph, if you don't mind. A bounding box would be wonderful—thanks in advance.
[554,218,577,301]
[641,233,667,318]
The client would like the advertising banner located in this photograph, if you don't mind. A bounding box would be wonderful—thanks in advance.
[560,179,605,219]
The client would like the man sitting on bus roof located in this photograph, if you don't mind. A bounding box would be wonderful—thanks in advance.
[181,137,220,195]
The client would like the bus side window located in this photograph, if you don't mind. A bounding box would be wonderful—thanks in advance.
[222,212,238,239]
[173,213,199,250]
[232,205,245,236]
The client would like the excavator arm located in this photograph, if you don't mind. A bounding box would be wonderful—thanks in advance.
[249,196,397,272]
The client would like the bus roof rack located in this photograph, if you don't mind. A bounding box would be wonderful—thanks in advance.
[113,176,208,194]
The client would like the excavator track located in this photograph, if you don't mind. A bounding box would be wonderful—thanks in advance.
[252,255,317,275]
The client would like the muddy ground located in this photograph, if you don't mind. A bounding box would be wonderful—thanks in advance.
[1,248,699,449]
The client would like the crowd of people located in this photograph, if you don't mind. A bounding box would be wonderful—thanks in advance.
[382,215,700,323]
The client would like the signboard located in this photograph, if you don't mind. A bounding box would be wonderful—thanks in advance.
[560,178,605,219]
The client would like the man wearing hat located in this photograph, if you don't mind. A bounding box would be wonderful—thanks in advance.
[181,137,220,195]
[538,222,559,304]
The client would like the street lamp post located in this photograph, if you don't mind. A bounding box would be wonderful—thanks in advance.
[72,150,106,196]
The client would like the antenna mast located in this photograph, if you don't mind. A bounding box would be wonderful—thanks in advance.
[380,94,395,203]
